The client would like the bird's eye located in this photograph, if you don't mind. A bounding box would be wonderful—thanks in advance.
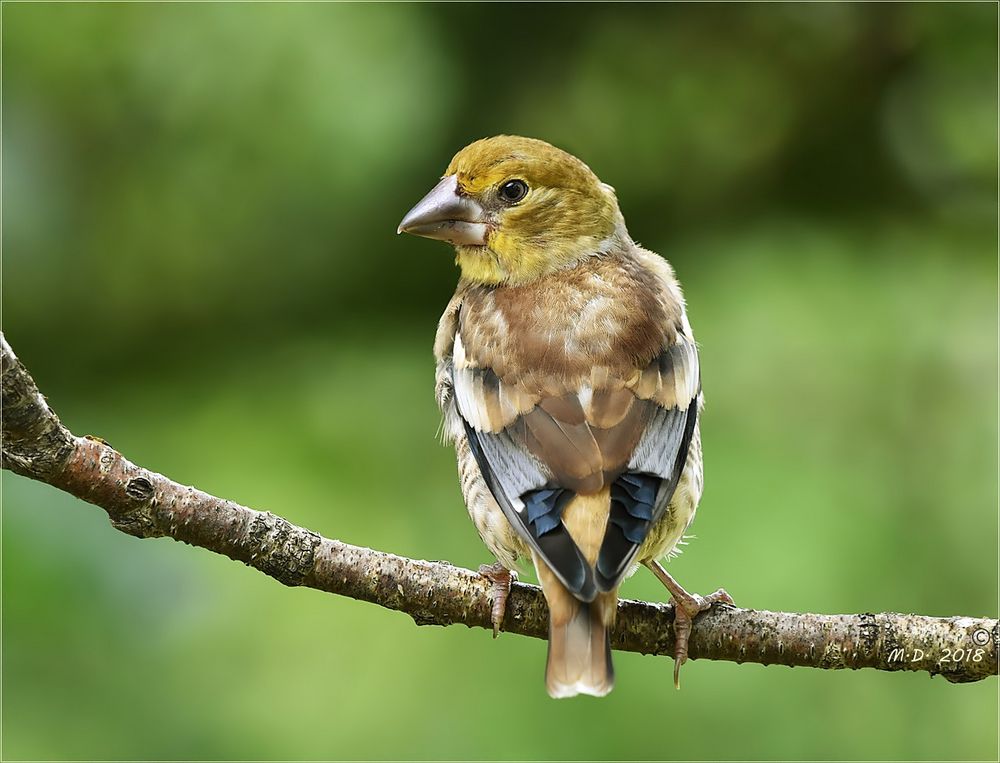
[498,179,528,204]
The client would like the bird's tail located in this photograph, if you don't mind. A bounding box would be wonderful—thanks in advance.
[544,592,615,698]
[535,488,617,698]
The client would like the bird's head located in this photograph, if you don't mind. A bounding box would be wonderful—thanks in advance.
[398,135,625,285]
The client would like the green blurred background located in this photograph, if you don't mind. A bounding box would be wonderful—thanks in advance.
[2,3,997,760]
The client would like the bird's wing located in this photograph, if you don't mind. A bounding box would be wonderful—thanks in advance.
[595,334,700,591]
[451,330,601,601]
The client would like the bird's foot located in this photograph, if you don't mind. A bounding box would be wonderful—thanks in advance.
[645,560,733,689]
[666,587,734,689]
[478,562,516,638]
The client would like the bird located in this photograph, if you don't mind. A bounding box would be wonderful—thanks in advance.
[397,135,731,698]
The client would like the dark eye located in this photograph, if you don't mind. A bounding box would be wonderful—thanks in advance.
[498,179,528,204]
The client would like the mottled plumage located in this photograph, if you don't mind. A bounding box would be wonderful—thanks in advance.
[402,135,716,697]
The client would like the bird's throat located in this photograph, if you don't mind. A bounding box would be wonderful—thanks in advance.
[455,246,508,286]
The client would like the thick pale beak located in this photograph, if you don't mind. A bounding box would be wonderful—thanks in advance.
[397,175,488,246]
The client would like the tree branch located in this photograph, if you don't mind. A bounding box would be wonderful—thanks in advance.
[2,332,996,684]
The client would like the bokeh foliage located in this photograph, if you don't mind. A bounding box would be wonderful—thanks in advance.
[2,3,997,760]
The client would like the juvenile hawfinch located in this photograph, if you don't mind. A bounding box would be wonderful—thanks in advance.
[399,135,731,698]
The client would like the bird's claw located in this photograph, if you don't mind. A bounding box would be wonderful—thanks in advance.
[478,562,516,638]
[667,587,734,689]
[645,560,733,689]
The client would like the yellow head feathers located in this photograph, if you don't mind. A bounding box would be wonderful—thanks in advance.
[398,136,625,285]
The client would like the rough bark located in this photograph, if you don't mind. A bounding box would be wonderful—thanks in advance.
[2,332,996,683]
